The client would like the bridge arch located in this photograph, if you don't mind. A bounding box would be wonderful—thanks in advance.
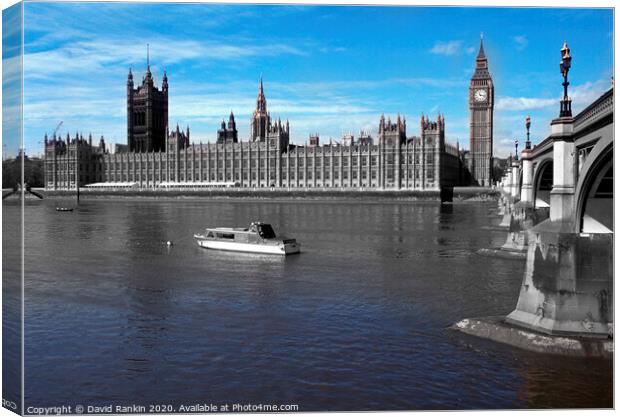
[532,158,553,209]
[576,141,613,233]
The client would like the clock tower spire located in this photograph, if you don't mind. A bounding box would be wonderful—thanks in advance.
[469,34,494,187]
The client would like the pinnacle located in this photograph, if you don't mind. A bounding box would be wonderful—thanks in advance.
[477,35,486,60]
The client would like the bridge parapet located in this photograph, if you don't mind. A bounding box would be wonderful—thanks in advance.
[573,88,613,132]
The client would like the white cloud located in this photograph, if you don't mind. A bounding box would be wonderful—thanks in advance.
[430,40,476,57]
[496,96,557,111]
[24,37,306,82]
[495,78,610,112]
[513,35,528,51]
[318,46,347,53]
[430,40,463,56]
[570,79,611,108]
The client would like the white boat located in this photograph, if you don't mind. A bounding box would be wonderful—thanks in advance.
[194,222,300,255]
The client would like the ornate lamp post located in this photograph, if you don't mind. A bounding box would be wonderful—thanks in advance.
[559,40,572,117]
[514,139,519,160]
[525,116,531,149]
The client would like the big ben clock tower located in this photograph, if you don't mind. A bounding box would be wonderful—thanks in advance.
[469,34,494,187]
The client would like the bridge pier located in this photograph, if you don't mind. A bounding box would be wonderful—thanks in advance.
[498,158,528,253]
[498,165,514,228]
[510,162,520,199]
[500,146,537,252]
[498,197,513,228]
[506,227,613,337]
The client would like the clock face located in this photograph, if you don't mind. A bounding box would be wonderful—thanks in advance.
[474,89,487,102]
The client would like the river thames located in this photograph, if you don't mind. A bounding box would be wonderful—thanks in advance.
[4,198,612,410]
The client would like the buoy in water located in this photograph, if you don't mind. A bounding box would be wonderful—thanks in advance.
[166,241,173,246]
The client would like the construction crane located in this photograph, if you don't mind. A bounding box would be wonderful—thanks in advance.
[51,121,63,138]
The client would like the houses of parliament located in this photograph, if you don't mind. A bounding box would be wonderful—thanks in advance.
[44,39,494,191]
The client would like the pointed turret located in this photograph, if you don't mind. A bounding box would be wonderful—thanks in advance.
[477,33,486,60]
[227,111,236,131]
[146,44,151,75]
[162,70,168,93]
[256,75,267,112]
[143,44,154,86]
[251,75,270,141]
[473,33,490,78]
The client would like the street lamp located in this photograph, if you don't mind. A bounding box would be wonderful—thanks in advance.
[525,116,531,149]
[559,40,572,117]
[514,139,519,160]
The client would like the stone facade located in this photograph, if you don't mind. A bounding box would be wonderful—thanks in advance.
[44,71,464,191]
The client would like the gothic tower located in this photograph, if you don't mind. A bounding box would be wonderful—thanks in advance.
[127,47,169,153]
[469,35,494,187]
[217,111,239,144]
[251,76,271,142]
[378,114,406,145]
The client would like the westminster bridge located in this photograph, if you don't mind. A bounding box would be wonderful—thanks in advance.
[495,74,613,341]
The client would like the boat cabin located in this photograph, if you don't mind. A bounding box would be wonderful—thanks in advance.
[204,222,279,243]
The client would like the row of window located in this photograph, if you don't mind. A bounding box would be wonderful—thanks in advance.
[80,153,438,172]
[99,167,437,182]
[48,162,438,179]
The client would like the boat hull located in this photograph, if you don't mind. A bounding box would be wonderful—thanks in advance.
[194,236,300,255]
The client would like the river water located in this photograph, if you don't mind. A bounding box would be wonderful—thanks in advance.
[3,198,612,410]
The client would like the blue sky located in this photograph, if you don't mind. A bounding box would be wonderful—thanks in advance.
[2,2,22,159]
[9,2,615,157]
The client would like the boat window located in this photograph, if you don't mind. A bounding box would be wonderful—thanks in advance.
[207,232,214,238]
[216,233,235,239]
[257,224,276,239]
